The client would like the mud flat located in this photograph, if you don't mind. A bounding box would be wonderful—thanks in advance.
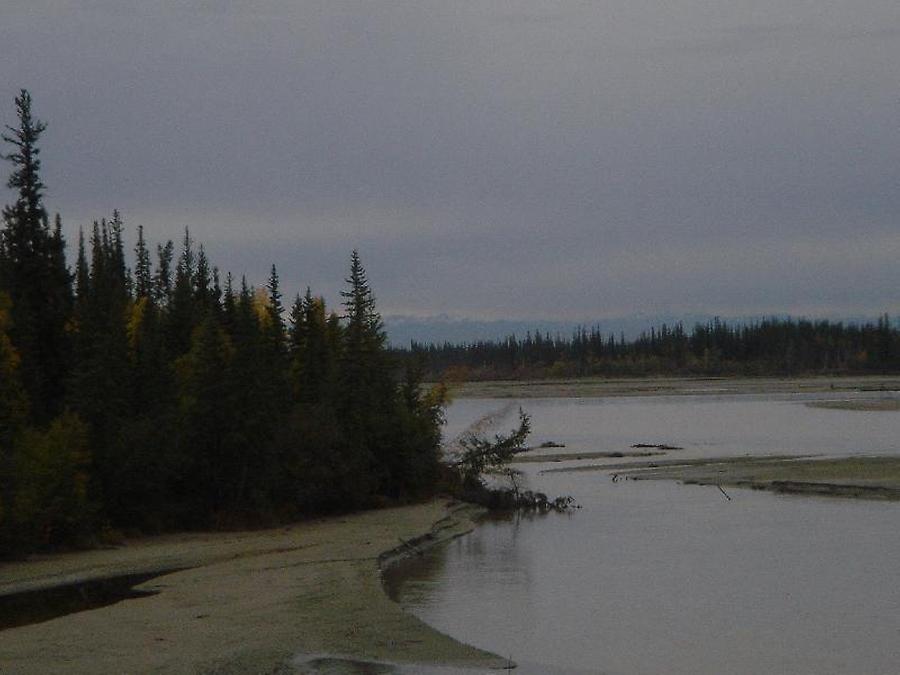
[0,500,506,674]
[806,399,900,411]
[595,455,900,501]
[449,375,900,399]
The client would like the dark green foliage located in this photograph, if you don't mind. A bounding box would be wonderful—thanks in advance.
[134,225,152,299]
[0,93,449,555]
[0,292,28,551]
[290,289,339,407]
[0,90,71,422]
[153,240,174,305]
[456,409,531,489]
[8,412,94,550]
[406,316,900,381]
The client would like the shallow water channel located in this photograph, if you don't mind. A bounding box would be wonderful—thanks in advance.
[385,393,900,674]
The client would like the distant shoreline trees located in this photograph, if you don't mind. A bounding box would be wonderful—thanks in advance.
[397,316,900,381]
[0,91,446,556]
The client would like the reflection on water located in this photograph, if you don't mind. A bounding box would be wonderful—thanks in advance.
[390,394,900,674]
[446,392,900,461]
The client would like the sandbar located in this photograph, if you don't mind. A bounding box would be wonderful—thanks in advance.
[0,500,505,673]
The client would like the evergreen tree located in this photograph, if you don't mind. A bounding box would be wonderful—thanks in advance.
[0,292,28,549]
[74,228,89,308]
[339,251,407,495]
[134,225,152,299]
[167,229,196,355]
[67,218,131,521]
[290,288,337,407]
[154,240,174,305]
[339,250,390,417]
[194,245,214,314]
[0,90,71,421]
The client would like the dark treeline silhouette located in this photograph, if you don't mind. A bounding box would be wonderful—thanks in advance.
[0,90,445,556]
[400,316,900,381]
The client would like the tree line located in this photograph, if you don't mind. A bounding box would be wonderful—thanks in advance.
[400,316,900,381]
[0,90,446,556]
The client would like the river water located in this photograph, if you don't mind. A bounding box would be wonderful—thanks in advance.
[385,392,900,674]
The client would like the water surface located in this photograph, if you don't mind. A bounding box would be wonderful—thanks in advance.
[388,393,900,674]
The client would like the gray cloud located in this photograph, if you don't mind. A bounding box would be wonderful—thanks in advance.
[1,1,898,321]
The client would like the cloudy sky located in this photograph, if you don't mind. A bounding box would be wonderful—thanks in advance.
[2,1,899,326]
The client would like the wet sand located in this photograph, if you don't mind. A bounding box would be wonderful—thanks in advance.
[806,399,900,411]
[549,455,900,501]
[0,500,506,674]
[450,374,900,399]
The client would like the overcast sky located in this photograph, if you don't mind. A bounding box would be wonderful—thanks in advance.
[2,1,899,323]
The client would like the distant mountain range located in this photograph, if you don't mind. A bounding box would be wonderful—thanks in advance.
[383,313,896,347]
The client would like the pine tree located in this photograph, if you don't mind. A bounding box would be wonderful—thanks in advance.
[134,225,152,299]
[338,251,400,493]
[0,291,28,551]
[266,264,285,347]
[74,228,89,308]
[167,228,196,355]
[153,240,174,305]
[194,245,214,313]
[339,250,389,413]
[67,218,131,520]
[290,288,337,407]
[0,90,72,422]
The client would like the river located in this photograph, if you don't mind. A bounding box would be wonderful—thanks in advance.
[384,391,900,674]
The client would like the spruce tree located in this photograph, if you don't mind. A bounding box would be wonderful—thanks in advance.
[67,218,131,521]
[0,291,28,550]
[338,250,400,493]
[167,228,196,355]
[153,240,174,305]
[134,225,152,299]
[0,90,71,421]
[339,250,388,410]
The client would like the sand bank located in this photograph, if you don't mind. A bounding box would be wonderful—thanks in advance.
[565,455,900,502]
[0,500,506,673]
[806,399,900,411]
[450,374,900,399]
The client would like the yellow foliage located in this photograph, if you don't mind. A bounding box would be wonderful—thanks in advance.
[127,296,149,352]
[424,381,451,409]
[442,365,470,385]
[253,288,272,327]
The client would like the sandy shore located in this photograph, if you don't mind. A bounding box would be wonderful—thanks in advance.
[0,500,507,674]
[450,374,900,399]
[547,455,900,501]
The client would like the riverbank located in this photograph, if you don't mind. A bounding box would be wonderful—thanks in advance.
[547,455,900,502]
[0,500,507,674]
[449,374,900,399]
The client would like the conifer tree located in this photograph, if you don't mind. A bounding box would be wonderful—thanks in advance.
[167,229,196,355]
[134,225,152,299]
[74,228,89,308]
[0,291,28,550]
[290,288,337,407]
[266,264,285,349]
[0,90,71,421]
[154,240,174,305]
[67,218,132,519]
[339,250,390,414]
[194,245,214,313]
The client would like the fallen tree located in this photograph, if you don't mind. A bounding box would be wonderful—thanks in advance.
[450,409,577,512]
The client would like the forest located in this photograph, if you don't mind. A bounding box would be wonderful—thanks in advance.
[402,315,900,381]
[0,91,446,556]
